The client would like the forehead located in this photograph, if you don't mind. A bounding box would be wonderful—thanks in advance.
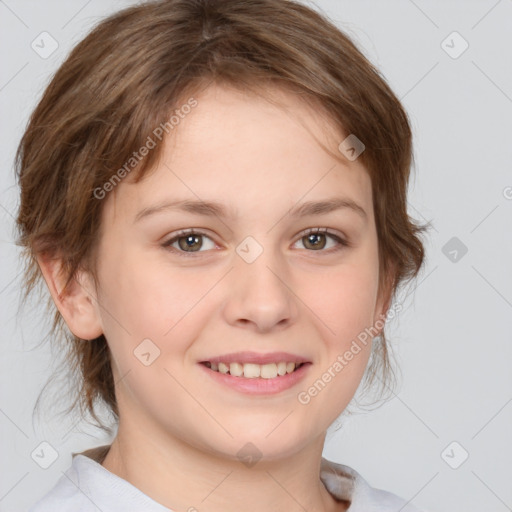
[105,83,373,226]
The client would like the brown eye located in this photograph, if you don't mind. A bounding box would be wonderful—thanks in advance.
[294,228,348,253]
[177,234,203,252]
[162,230,216,255]
[302,232,327,250]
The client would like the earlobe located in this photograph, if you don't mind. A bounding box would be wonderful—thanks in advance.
[36,253,104,340]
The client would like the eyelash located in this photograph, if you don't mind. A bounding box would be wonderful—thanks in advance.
[161,228,349,258]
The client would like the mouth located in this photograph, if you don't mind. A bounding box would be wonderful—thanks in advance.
[200,361,307,379]
[198,352,312,394]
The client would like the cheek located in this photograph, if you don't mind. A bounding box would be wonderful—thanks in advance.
[303,258,380,347]
[93,255,207,411]
[95,251,213,361]
[295,266,377,424]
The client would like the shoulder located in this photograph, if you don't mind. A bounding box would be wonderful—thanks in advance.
[320,457,428,512]
[28,458,93,512]
[28,449,171,512]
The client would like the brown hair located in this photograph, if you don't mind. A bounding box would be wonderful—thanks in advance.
[15,0,429,432]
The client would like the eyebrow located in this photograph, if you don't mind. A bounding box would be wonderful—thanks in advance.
[133,197,367,223]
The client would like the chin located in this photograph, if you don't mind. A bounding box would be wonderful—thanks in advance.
[220,422,317,463]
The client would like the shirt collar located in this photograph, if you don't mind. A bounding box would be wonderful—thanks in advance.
[72,445,361,510]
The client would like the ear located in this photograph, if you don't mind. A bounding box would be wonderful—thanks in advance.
[36,253,104,340]
[372,265,396,337]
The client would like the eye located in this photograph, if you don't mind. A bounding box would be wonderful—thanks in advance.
[161,227,349,257]
[293,228,348,252]
[161,229,216,255]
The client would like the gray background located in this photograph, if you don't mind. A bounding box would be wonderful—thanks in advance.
[1,1,511,511]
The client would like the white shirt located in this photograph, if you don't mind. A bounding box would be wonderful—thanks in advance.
[29,445,426,511]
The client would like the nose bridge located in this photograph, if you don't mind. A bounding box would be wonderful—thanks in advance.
[237,235,289,301]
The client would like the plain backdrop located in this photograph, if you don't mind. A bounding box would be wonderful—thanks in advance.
[1,1,511,511]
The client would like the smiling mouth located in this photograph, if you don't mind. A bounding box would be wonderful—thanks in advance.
[201,361,307,379]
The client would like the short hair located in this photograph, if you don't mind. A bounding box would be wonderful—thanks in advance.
[15,0,429,432]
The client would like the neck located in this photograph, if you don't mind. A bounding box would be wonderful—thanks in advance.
[101,416,347,512]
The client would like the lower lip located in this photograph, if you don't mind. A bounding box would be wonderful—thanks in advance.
[198,362,312,395]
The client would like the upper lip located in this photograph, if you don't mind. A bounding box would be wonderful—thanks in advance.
[199,351,311,365]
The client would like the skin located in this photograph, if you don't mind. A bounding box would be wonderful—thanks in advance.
[38,83,393,512]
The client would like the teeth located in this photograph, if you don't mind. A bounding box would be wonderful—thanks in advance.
[243,363,261,378]
[260,363,277,379]
[229,362,243,377]
[207,361,302,378]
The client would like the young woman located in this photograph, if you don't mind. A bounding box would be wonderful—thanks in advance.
[16,0,429,510]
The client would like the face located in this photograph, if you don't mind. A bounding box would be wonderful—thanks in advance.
[88,84,388,461]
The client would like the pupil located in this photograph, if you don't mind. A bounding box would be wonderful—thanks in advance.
[180,234,201,251]
[306,233,325,250]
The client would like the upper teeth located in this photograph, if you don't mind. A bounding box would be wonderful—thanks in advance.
[206,361,301,379]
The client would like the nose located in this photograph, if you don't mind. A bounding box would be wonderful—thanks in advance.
[222,243,299,334]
